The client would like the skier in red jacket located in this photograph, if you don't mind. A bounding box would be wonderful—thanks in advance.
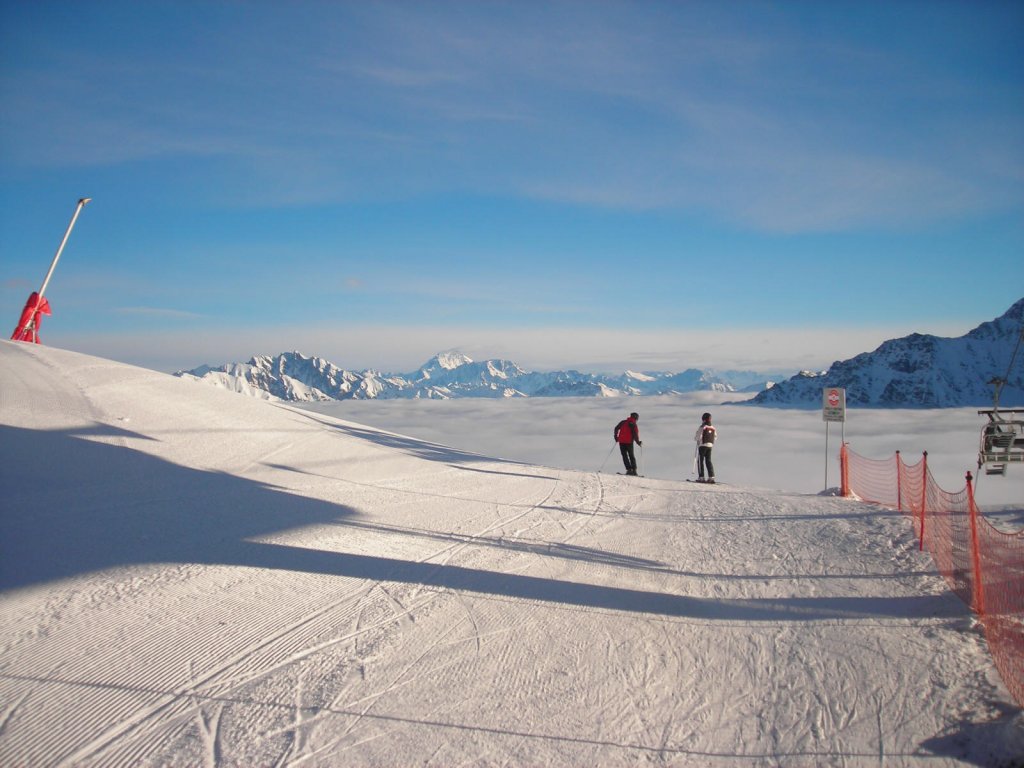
[614,412,642,475]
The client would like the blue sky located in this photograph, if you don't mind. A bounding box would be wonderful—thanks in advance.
[2,1,1022,374]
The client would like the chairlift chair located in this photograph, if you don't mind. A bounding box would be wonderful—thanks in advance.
[978,409,1024,476]
[975,325,1024,476]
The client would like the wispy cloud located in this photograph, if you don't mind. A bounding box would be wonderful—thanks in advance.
[4,4,1019,231]
[113,307,204,319]
[2,278,34,293]
[1,1,1020,378]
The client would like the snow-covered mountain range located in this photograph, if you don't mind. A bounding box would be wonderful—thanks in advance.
[748,297,1024,408]
[176,298,1024,407]
[176,351,771,402]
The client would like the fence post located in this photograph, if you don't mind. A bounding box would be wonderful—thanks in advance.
[840,443,849,496]
[965,471,986,616]
[918,451,928,551]
[896,450,902,512]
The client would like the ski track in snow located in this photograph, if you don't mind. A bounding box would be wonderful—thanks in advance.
[0,340,1021,767]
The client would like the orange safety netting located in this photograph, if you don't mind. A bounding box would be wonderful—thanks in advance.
[841,444,1024,706]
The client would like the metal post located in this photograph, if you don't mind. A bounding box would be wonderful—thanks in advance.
[17,197,91,342]
[38,197,91,299]
[965,471,986,616]
[896,450,902,512]
[825,422,830,492]
[839,443,849,497]
[919,451,928,551]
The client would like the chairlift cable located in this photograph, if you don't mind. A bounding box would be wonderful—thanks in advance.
[990,324,1024,413]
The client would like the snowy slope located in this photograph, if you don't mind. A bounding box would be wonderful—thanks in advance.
[750,298,1024,407]
[1,340,1020,766]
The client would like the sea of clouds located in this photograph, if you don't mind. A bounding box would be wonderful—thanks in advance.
[301,393,1024,511]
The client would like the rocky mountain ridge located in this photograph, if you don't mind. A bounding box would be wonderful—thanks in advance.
[747,298,1024,408]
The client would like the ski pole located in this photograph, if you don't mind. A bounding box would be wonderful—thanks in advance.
[598,443,616,473]
[639,444,644,477]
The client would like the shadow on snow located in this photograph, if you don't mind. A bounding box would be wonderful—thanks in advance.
[0,425,965,623]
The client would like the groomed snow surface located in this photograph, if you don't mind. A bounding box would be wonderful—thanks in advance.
[1,340,1021,767]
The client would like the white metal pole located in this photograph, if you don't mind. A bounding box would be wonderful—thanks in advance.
[21,197,91,341]
[825,422,830,492]
[38,197,91,299]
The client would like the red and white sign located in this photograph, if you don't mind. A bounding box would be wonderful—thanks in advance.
[823,387,846,422]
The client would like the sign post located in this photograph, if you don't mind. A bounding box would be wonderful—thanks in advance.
[823,387,846,491]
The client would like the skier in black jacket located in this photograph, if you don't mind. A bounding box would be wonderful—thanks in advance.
[614,412,642,475]
[695,412,716,483]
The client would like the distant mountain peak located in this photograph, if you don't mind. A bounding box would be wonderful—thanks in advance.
[431,351,474,370]
[625,370,657,382]
[747,298,1024,408]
